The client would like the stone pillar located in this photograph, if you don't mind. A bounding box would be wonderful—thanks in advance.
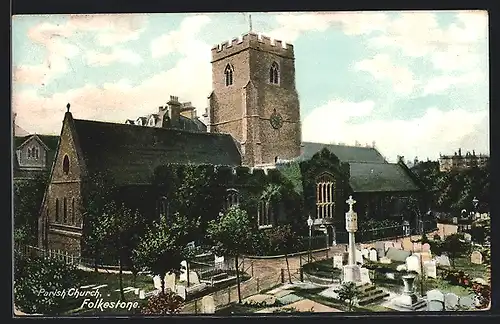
[343,195,361,283]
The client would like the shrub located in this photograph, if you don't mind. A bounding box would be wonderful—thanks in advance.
[142,291,184,315]
[14,253,81,315]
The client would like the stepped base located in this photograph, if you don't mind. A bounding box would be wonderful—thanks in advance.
[386,294,427,311]
[356,284,390,306]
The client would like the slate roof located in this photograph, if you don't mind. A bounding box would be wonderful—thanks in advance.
[349,162,420,193]
[300,142,387,163]
[72,118,241,185]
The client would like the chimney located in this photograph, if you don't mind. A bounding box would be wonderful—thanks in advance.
[167,96,181,128]
[458,148,462,156]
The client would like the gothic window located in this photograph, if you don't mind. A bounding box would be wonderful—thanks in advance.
[224,188,240,210]
[55,198,60,222]
[158,196,169,217]
[63,155,70,175]
[63,197,68,223]
[316,173,335,220]
[224,64,234,86]
[269,62,279,84]
[35,147,39,159]
[258,200,273,228]
[72,198,75,225]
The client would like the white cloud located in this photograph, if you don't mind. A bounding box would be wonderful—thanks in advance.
[302,99,489,162]
[422,71,483,95]
[85,48,143,66]
[151,15,211,58]
[354,54,418,95]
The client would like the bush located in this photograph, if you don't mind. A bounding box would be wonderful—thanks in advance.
[14,253,81,315]
[142,291,184,315]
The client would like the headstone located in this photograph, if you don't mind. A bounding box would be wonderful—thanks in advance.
[424,260,437,279]
[464,233,472,242]
[153,275,162,290]
[369,249,378,262]
[419,251,432,262]
[355,249,364,265]
[188,271,200,285]
[165,273,176,292]
[396,264,407,272]
[362,248,370,259]
[333,254,343,269]
[435,254,451,267]
[360,267,371,284]
[422,243,431,252]
[406,255,421,274]
[459,295,475,309]
[201,295,215,314]
[139,289,146,299]
[402,240,414,252]
[180,260,188,281]
[471,251,483,264]
[176,285,187,300]
[379,257,392,264]
[427,289,444,311]
[452,217,458,224]
[444,293,459,310]
[375,241,386,258]
[214,255,224,265]
[386,247,411,262]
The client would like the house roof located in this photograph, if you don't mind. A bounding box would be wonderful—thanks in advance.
[72,118,241,185]
[300,142,387,163]
[349,162,420,192]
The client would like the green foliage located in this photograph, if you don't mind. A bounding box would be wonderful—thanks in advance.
[14,253,81,315]
[13,173,49,245]
[141,291,184,315]
[334,282,361,312]
[440,233,472,268]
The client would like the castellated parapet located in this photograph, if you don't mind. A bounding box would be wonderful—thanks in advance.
[211,32,294,62]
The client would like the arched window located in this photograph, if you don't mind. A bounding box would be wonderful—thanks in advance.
[316,172,336,220]
[34,147,39,159]
[63,155,70,175]
[27,147,32,159]
[224,188,240,210]
[72,198,75,225]
[63,197,67,223]
[269,62,279,84]
[55,198,60,222]
[224,64,234,86]
[258,200,273,228]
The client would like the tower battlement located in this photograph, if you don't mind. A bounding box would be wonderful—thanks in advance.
[211,32,294,62]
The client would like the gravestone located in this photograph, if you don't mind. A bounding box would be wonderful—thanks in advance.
[360,267,371,284]
[459,295,475,310]
[386,247,411,262]
[165,273,176,292]
[362,248,370,259]
[153,275,162,290]
[375,241,386,258]
[139,289,146,299]
[422,243,431,252]
[419,251,432,262]
[436,254,451,267]
[369,249,378,262]
[201,295,216,314]
[402,240,414,252]
[379,257,392,264]
[424,260,437,279]
[214,255,224,266]
[406,255,421,274]
[396,264,407,272]
[176,285,187,300]
[333,254,343,269]
[452,217,458,224]
[180,260,188,281]
[188,271,200,285]
[444,293,459,310]
[356,249,364,265]
[427,289,445,311]
[471,251,483,265]
[464,233,472,242]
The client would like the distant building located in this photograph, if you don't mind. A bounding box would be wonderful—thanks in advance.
[14,134,59,182]
[125,96,207,133]
[439,148,489,172]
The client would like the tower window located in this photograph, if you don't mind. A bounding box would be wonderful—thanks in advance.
[63,155,70,175]
[225,64,234,86]
[55,198,60,223]
[270,62,279,85]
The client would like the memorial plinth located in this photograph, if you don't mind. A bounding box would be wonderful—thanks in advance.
[387,274,427,311]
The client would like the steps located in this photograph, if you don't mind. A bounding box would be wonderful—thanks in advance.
[356,284,390,306]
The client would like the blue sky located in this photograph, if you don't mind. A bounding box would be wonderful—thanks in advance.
[12,11,489,162]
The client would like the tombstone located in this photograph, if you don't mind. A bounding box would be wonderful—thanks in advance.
[333,254,343,269]
[436,254,451,267]
[406,255,421,274]
[424,260,437,279]
[471,251,483,265]
[402,240,414,252]
[201,295,216,314]
[180,260,188,281]
[459,295,475,310]
[464,233,472,242]
[165,273,176,292]
[386,247,411,262]
[379,257,392,264]
[375,241,386,258]
[188,271,200,285]
[422,243,431,252]
[362,248,370,259]
[214,255,224,266]
[444,293,459,310]
[360,267,371,284]
[427,289,445,311]
[153,275,162,290]
[176,285,187,300]
[355,249,364,265]
[139,289,146,299]
[396,264,407,272]
[369,249,378,262]
[420,251,432,262]
[452,217,458,224]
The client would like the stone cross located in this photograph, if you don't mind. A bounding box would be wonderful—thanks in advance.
[346,195,356,212]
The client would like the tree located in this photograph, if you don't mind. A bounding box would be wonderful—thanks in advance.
[207,206,258,303]
[334,282,361,312]
[142,291,184,315]
[266,225,299,284]
[440,233,471,268]
[132,212,198,294]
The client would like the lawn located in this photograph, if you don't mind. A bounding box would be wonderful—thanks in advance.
[293,290,392,313]
[442,257,489,279]
[302,258,342,278]
[215,303,259,314]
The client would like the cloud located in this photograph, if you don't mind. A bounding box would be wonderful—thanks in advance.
[151,15,211,58]
[266,11,389,43]
[302,99,489,162]
[422,71,483,96]
[353,54,418,95]
[85,48,143,66]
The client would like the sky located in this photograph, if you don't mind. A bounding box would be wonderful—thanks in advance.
[11,11,489,162]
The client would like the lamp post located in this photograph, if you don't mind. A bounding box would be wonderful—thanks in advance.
[307,215,313,263]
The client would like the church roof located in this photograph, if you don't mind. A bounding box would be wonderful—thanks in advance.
[300,142,387,163]
[72,118,241,185]
[349,162,420,192]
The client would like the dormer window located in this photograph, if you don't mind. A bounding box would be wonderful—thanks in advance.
[269,62,279,85]
[225,64,234,86]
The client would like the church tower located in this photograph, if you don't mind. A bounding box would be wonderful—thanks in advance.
[207,33,301,167]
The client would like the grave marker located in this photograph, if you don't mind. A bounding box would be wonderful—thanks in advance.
[369,249,378,262]
[471,251,483,265]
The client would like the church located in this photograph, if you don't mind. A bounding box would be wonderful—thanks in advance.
[37,32,426,256]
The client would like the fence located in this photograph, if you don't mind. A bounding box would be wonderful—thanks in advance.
[336,222,438,244]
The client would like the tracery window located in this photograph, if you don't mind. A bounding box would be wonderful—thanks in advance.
[269,62,279,84]
[224,64,234,86]
[224,188,240,210]
[316,172,335,220]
